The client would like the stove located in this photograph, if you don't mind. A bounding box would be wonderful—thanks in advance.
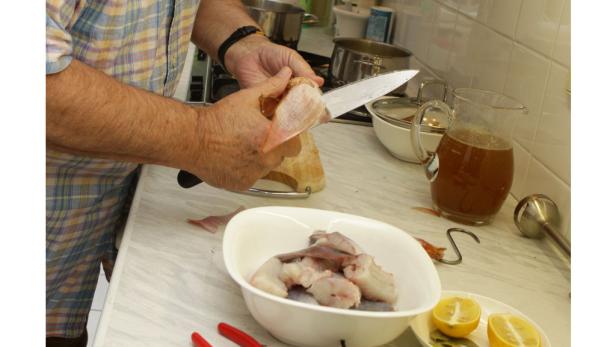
[187,49,373,126]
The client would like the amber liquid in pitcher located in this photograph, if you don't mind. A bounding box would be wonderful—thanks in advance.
[431,128,514,224]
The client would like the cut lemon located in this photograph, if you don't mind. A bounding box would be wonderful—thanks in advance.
[431,296,481,338]
[487,313,541,347]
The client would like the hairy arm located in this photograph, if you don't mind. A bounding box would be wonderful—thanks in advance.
[190,0,260,61]
[190,0,322,88]
[46,60,201,169]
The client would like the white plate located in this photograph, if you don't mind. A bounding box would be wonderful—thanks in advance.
[409,290,551,347]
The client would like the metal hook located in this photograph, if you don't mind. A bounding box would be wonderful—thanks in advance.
[438,228,480,265]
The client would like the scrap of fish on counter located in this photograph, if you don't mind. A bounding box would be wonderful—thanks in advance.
[260,77,330,153]
[187,207,245,233]
[249,231,397,311]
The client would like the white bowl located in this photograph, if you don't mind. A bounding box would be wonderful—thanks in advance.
[366,97,443,163]
[223,206,441,347]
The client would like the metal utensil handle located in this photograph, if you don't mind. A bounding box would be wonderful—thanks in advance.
[240,186,311,199]
[302,13,319,25]
[542,223,571,256]
[177,171,312,198]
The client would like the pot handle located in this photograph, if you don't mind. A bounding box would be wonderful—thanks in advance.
[353,58,386,78]
[410,100,453,180]
[302,13,319,25]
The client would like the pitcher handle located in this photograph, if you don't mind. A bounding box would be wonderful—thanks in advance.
[411,100,453,178]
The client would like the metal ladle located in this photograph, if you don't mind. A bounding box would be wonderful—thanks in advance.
[514,194,571,257]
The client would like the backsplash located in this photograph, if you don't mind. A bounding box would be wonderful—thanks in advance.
[382,0,571,240]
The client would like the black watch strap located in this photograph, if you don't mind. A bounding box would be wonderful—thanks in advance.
[217,26,265,72]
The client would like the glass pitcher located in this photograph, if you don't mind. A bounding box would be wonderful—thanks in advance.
[411,88,527,225]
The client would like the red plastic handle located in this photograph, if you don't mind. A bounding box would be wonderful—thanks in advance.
[217,322,262,347]
[191,331,213,347]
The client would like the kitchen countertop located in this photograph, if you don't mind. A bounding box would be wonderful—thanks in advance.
[93,121,571,347]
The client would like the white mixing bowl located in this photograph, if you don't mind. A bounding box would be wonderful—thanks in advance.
[367,96,443,163]
[223,206,441,347]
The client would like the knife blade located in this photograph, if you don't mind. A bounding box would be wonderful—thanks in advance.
[320,69,418,122]
[177,69,418,188]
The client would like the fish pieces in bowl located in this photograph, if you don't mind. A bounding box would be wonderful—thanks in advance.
[223,206,441,347]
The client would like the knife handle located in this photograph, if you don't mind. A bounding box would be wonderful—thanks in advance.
[191,332,213,347]
[218,322,262,347]
[177,170,203,188]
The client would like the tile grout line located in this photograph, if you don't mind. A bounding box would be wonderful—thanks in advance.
[431,0,566,66]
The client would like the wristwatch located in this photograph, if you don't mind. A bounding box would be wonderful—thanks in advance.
[217,25,265,72]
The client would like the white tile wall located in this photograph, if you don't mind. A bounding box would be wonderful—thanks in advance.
[515,0,566,57]
[383,0,571,239]
[426,4,457,77]
[468,21,513,92]
[534,63,570,184]
[478,0,522,38]
[504,44,550,151]
[552,0,570,67]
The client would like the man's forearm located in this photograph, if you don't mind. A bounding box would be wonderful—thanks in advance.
[191,0,259,60]
[46,60,201,169]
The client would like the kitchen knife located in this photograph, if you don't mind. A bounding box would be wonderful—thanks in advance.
[177,69,419,188]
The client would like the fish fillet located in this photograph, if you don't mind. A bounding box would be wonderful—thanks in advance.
[343,254,397,304]
[250,257,288,298]
[279,257,332,288]
[307,274,361,309]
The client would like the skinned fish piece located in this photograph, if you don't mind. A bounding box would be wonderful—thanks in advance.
[261,78,329,153]
[250,257,288,298]
[309,230,363,255]
[307,273,362,309]
[343,254,398,304]
[300,256,339,273]
[279,257,333,288]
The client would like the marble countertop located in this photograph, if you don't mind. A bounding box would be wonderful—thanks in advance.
[93,121,571,347]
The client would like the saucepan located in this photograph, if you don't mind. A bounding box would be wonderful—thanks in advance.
[242,0,319,48]
[329,38,412,94]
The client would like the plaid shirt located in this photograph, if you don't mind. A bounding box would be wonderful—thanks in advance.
[46,0,199,338]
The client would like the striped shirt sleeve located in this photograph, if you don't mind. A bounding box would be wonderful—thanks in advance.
[46,0,79,74]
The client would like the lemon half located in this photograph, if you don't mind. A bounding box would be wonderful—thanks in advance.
[487,313,541,347]
[431,296,481,338]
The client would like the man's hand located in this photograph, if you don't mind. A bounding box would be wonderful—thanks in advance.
[224,34,325,89]
[186,67,301,191]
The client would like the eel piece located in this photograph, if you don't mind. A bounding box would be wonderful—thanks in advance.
[250,257,288,298]
[342,254,397,304]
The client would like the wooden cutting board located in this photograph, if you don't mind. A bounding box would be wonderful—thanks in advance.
[262,131,326,193]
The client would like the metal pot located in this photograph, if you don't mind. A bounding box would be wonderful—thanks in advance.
[329,38,412,94]
[242,0,318,49]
